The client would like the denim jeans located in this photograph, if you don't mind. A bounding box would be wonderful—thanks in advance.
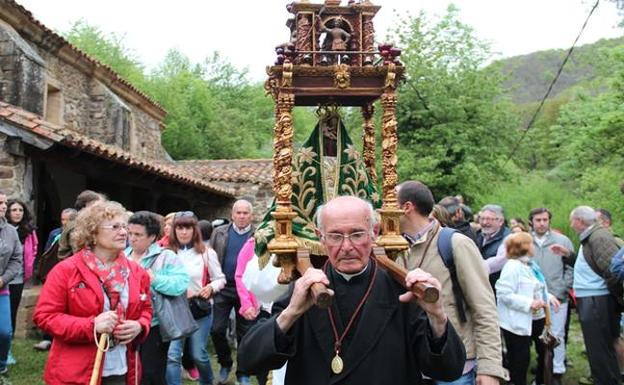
[434,367,476,385]
[166,313,214,385]
[0,294,12,372]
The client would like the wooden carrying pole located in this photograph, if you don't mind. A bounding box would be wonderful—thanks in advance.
[373,247,439,303]
[89,333,109,385]
[296,249,333,308]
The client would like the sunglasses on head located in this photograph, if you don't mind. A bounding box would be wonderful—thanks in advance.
[175,211,196,219]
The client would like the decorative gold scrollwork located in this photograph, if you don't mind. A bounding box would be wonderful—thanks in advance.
[361,103,377,185]
[380,91,398,207]
[334,64,351,89]
[282,62,294,88]
[384,62,397,89]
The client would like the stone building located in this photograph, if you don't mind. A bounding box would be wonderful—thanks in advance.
[178,159,274,223]
[0,0,236,242]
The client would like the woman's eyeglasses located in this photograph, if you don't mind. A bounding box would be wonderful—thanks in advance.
[100,223,128,232]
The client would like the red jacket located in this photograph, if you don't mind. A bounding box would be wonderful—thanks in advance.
[33,249,152,385]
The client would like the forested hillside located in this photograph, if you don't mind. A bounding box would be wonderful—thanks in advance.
[493,36,624,103]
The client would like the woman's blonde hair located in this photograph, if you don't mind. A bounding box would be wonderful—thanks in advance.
[505,232,533,259]
[71,201,128,250]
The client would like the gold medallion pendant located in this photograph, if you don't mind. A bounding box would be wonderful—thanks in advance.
[331,353,344,374]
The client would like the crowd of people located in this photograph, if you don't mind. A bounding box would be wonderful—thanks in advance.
[0,183,622,385]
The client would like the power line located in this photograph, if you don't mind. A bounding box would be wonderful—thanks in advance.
[504,0,601,165]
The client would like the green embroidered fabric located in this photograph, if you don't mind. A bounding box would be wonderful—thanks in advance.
[255,113,380,268]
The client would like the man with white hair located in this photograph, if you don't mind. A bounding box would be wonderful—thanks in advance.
[476,204,510,288]
[570,205,622,385]
[210,199,256,385]
[238,196,466,385]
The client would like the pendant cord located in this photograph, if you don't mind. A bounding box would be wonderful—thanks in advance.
[325,258,378,354]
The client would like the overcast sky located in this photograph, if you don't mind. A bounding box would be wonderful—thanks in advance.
[15,0,624,81]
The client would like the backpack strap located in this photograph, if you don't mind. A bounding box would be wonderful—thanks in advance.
[437,227,468,323]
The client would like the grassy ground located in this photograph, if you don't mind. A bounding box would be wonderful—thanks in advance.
[3,342,246,385]
[3,316,591,385]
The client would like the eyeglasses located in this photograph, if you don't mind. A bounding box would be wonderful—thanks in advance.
[480,217,501,222]
[175,211,196,219]
[100,223,128,232]
[322,231,369,246]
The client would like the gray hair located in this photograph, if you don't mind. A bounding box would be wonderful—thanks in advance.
[570,206,597,226]
[316,196,377,232]
[61,208,77,217]
[480,204,504,219]
[232,199,253,213]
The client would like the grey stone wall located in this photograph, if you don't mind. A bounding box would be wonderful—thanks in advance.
[0,21,45,115]
[0,133,30,200]
[212,181,274,224]
[0,19,167,160]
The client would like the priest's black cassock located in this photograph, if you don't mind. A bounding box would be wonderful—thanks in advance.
[237,260,466,385]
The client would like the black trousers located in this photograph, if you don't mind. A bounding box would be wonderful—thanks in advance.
[8,283,24,336]
[502,318,546,385]
[140,325,170,385]
[210,285,253,377]
[577,295,622,385]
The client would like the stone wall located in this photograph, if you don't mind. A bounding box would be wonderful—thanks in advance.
[0,20,45,115]
[0,133,30,199]
[131,107,168,159]
[0,19,168,161]
[213,181,274,224]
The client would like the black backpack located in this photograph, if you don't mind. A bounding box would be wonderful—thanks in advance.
[437,227,468,323]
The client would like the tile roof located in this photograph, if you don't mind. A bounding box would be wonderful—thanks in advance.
[177,159,273,185]
[0,102,234,197]
[0,0,166,121]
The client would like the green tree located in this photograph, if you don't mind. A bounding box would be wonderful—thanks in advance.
[64,20,147,89]
[389,5,519,200]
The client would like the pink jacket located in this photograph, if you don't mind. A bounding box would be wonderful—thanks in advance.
[23,230,38,282]
[235,238,259,316]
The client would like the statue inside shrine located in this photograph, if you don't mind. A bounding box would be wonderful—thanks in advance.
[321,17,350,51]
[320,17,351,65]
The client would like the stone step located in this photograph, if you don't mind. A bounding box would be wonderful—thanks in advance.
[14,285,41,339]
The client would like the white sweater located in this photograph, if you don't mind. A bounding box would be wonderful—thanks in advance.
[496,258,548,336]
[175,247,226,294]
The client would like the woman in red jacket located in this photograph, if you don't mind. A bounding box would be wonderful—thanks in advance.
[33,201,152,385]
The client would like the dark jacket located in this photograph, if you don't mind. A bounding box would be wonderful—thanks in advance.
[451,220,478,244]
[477,227,511,289]
[209,223,255,267]
[476,227,510,260]
[0,217,22,287]
[238,264,466,385]
[580,224,623,304]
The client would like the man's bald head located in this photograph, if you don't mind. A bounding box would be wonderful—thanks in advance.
[317,196,376,233]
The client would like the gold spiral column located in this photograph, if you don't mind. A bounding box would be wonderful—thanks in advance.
[361,103,377,186]
[268,64,299,256]
[375,64,409,255]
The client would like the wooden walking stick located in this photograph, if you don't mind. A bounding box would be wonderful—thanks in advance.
[373,247,439,303]
[540,301,560,385]
[89,333,110,385]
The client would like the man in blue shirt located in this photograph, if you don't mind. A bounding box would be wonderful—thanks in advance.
[570,205,622,385]
[210,200,255,385]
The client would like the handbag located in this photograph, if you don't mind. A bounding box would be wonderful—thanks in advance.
[146,254,198,342]
[188,296,212,319]
[188,250,212,319]
[35,239,60,283]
